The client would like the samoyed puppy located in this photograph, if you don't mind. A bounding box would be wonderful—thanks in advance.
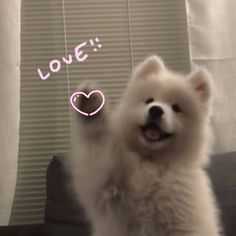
[70,56,221,236]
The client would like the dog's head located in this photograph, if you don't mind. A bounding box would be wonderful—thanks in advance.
[115,56,213,161]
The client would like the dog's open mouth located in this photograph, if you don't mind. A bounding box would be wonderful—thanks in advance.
[141,123,173,142]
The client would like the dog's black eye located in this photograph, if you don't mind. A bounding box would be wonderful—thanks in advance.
[172,104,181,113]
[145,98,154,104]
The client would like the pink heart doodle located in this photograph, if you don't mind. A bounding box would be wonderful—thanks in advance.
[70,90,105,116]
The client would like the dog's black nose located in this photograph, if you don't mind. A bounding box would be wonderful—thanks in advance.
[149,106,164,119]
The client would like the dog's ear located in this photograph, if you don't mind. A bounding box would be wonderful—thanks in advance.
[188,69,212,103]
[132,55,165,80]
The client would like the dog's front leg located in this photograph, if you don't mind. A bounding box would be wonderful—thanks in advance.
[70,81,112,212]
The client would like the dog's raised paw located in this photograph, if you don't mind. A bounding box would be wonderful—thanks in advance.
[71,82,105,118]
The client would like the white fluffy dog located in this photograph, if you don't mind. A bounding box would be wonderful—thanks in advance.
[70,56,222,236]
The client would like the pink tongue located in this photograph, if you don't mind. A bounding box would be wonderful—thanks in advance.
[144,128,160,140]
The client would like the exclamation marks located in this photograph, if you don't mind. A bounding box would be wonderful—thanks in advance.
[89,37,102,52]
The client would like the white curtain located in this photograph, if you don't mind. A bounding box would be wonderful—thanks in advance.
[0,0,21,225]
[186,0,236,154]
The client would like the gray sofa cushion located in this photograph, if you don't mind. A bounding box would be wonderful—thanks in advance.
[44,155,90,236]
[45,152,236,236]
[207,152,236,236]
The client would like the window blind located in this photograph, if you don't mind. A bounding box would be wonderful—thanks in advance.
[10,0,190,225]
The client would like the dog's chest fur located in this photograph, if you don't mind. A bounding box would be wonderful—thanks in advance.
[105,161,179,235]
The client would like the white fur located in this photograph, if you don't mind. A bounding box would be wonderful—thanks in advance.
[70,56,222,236]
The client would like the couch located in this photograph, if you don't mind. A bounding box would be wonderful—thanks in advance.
[44,152,236,236]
